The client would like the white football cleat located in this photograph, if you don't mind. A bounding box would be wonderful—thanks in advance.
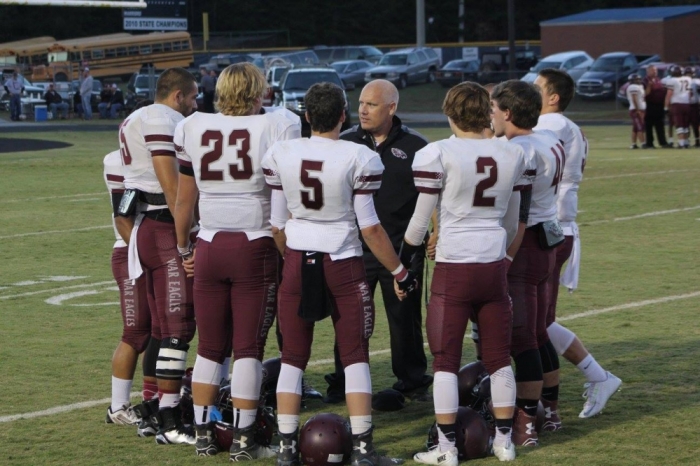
[579,372,622,418]
[492,438,516,462]
[414,445,458,466]
[106,405,140,425]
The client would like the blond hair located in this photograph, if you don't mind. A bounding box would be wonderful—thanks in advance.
[215,63,268,116]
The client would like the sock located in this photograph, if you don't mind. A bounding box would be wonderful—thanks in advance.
[576,354,607,383]
[142,379,158,401]
[436,423,457,451]
[233,408,257,429]
[349,415,372,435]
[277,414,299,435]
[111,376,133,411]
[515,398,538,417]
[541,385,559,402]
[159,391,180,409]
[194,404,212,425]
[494,419,513,446]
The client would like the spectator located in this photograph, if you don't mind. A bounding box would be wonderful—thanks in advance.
[43,83,69,119]
[80,67,94,120]
[98,85,113,119]
[643,65,669,148]
[73,89,83,119]
[109,84,125,119]
[200,68,216,113]
[4,70,24,121]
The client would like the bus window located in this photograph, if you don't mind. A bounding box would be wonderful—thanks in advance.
[163,42,172,52]
[152,43,163,53]
[172,41,182,51]
[49,51,68,62]
[117,47,127,57]
[129,46,139,56]
[106,48,116,58]
[140,45,151,55]
[83,51,92,60]
[93,49,104,59]
[181,41,191,50]
[70,52,81,61]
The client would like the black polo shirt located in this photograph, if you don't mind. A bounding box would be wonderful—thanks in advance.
[340,115,429,250]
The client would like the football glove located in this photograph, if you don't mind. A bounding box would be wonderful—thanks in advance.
[396,269,420,294]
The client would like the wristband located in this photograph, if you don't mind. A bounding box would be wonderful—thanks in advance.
[391,264,408,281]
[505,254,513,262]
[177,243,193,259]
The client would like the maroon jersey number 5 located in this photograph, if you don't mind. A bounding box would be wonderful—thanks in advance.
[119,119,132,165]
[200,129,253,181]
[300,160,324,210]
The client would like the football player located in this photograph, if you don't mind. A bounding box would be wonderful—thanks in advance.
[533,69,621,422]
[626,74,646,149]
[172,63,301,459]
[665,65,693,148]
[491,80,561,447]
[103,149,160,432]
[686,67,700,147]
[119,67,199,445]
[408,82,532,464]
[262,82,416,466]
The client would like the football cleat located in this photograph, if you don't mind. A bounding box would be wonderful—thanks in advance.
[350,427,404,466]
[154,406,196,445]
[301,378,323,401]
[105,405,140,426]
[579,372,622,419]
[230,424,276,461]
[133,398,159,437]
[414,445,458,466]
[540,399,562,431]
[491,438,516,462]
[195,422,219,456]
[512,407,538,447]
[277,430,300,466]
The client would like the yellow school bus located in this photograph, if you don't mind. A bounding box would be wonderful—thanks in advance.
[0,32,192,81]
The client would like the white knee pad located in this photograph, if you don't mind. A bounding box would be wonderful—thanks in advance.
[230,358,262,400]
[490,366,516,409]
[276,363,303,395]
[345,363,372,394]
[547,322,576,355]
[433,371,459,414]
[191,355,222,385]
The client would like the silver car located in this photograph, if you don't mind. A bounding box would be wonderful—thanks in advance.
[364,47,441,89]
[521,51,593,84]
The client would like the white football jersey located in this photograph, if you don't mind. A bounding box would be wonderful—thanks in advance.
[103,150,127,249]
[626,83,646,110]
[262,136,383,258]
[412,136,533,263]
[510,131,562,226]
[119,103,184,197]
[691,78,700,104]
[174,108,301,241]
[534,113,588,229]
[667,76,693,104]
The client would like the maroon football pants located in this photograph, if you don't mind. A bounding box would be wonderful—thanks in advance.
[112,246,155,351]
[193,233,278,363]
[541,235,575,346]
[278,250,373,371]
[427,260,512,375]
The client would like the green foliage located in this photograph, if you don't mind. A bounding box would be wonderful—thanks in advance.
[0,126,699,464]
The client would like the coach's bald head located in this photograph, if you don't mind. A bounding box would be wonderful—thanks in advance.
[358,79,399,142]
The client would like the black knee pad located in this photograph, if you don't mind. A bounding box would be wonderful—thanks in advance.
[142,337,161,378]
[513,348,543,383]
[156,337,189,380]
[539,340,560,373]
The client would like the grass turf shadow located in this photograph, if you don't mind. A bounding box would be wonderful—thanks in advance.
[0,138,73,153]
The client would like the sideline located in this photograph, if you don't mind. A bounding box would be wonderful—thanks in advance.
[586,169,700,180]
[1,289,698,424]
[0,225,111,239]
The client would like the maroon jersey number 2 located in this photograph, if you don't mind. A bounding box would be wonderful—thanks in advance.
[473,156,498,207]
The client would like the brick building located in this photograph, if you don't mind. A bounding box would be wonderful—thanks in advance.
[540,6,700,63]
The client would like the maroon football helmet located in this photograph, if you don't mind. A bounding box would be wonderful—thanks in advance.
[299,413,352,466]
[214,384,277,451]
[426,407,491,461]
[260,357,282,407]
[457,361,489,407]
[683,66,695,76]
[670,65,682,77]
[179,367,194,425]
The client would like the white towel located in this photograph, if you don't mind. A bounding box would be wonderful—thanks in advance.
[560,222,580,292]
[127,213,145,282]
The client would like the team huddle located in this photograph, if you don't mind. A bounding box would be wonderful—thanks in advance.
[102,64,621,465]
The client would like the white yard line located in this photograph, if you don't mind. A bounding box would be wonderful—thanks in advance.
[586,205,700,225]
[0,280,114,300]
[2,192,104,203]
[586,169,699,180]
[1,289,698,424]
[595,156,657,162]
[0,225,111,239]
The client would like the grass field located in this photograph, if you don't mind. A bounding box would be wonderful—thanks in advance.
[1,125,699,465]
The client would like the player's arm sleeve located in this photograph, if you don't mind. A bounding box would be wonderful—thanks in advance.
[354,194,380,229]
[504,191,520,247]
[411,143,444,195]
[405,193,438,246]
[174,122,194,177]
[353,148,384,194]
[270,189,290,230]
[261,145,283,191]
[513,147,535,193]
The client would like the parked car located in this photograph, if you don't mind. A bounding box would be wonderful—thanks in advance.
[274,66,352,135]
[331,60,374,87]
[253,50,320,70]
[576,52,660,100]
[478,49,539,83]
[520,51,594,83]
[616,62,677,106]
[435,59,480,87]
[364,47,441,89]
[204,53,255,71]
[126,72,161,100]
[315,45,384,65]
